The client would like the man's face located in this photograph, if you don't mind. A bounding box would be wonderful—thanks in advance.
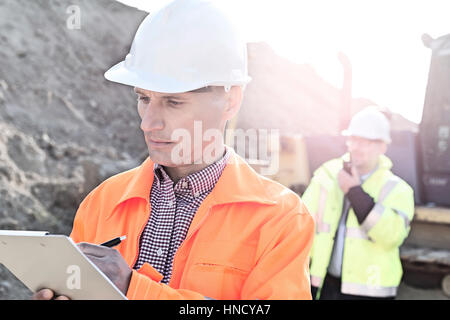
[346,136,387,172]
[135,86,239,167]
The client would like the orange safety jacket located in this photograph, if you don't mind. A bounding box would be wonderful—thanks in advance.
[70,149,315,300]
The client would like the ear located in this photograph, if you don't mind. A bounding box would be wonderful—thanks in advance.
[222,86,243,121]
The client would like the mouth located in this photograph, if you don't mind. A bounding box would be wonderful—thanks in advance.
[147,137,175,149]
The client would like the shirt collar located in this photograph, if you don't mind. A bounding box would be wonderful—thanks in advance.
[153,147,230,198]
[109,146,276,219]
[360,165,378,182]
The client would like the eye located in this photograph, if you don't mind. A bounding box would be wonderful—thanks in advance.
[168,100,182,106]
[138,96,150,104]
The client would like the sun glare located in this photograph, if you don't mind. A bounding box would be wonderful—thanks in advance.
[117,0,449,124]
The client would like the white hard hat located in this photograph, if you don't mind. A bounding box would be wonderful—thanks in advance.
[342,106,391,144]
[104,0,251,93]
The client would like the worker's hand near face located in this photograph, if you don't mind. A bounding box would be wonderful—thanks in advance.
[338,166,361,194]
[76,242,132,295]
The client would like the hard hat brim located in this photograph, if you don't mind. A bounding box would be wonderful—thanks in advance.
[104,61,252,94]
[341,129,391,144]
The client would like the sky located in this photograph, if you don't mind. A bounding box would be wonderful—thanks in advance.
[116,0,449,123]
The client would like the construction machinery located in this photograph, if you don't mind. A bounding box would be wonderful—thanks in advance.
[399,33,450,296]
[226,33,450,297]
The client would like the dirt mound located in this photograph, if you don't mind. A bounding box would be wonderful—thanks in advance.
[0,0,148,298]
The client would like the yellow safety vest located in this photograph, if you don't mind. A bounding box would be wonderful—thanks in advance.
[302,154,414,298]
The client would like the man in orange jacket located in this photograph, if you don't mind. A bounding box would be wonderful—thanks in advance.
[33,0,314,300]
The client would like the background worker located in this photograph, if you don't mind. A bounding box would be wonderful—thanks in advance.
[32,0,314,300]
[302,106,414,300]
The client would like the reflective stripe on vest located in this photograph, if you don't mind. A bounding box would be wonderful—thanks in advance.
[360,176,409,232]
[341,282,397,297]
[345,227,369,240]
[315,186,331,233]
[377,176,400,203]
[393,208,411,229]
[360,203,385,233]
[310,275,323,287]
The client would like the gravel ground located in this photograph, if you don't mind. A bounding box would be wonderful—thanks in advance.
[397,282,449,300]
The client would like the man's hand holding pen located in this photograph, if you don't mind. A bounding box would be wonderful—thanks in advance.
[77,242,132,295]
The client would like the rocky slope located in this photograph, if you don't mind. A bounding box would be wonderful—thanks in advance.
[0,0,148,299]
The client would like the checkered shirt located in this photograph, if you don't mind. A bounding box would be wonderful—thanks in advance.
[133,148,230,284]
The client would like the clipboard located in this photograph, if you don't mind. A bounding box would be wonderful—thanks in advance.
[0,230,127,300]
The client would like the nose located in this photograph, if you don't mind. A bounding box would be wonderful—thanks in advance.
[140,101,164,132]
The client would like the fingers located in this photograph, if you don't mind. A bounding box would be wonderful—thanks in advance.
[77,242,114,257]
[32,288,54,300]
[32,289,70,300]
[351,166,359,177]
[338,169,350,181]
[351,167,361,183]
[78,242,122,276]
[83,252,104,266]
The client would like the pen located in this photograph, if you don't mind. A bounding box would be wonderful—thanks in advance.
[100,235,126,248]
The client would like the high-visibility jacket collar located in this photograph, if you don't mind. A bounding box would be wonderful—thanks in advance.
[111,147,277,216]
[341,153,393,170]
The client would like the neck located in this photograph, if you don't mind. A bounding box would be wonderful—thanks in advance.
[163,144,226,184]
[356,161,378,177]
